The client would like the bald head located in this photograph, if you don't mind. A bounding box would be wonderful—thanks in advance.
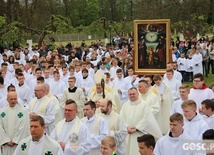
[43,83,50,95]
[34,84,46,99]
[99,98,112,115]
[99,98,109,106]
[7,92,18,107]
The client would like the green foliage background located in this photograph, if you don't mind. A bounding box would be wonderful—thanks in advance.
[0,0,213,46]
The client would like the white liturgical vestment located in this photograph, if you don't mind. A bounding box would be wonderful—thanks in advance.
[13,134,63,155]
[0,103,30,155]
[81,114,108,155]
[120,98,162,155]
[51,116,91,155]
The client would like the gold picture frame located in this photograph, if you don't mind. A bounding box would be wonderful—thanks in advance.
[133,19,170,75]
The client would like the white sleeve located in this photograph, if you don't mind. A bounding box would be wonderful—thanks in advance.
[64,124,91,155]
[39,101,55,125]
[110,116,127,145]
[90,119,109,149]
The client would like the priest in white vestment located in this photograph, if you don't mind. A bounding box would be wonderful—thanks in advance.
[0,92,30,155]
[13,116,63,155]
[154,113,193,155]
[138,80,160,119]
[100,98,127,155]
[81,101,109,155]
[120,87,162,155]
[28,84,55,135]
[51,99,91,155]
[60,76,86,118]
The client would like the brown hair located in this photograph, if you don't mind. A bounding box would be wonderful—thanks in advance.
[181,100,197,110]
[31,115,45,126]
[179,84,190,90]
[153,75,162,81]
[170,112,183,123]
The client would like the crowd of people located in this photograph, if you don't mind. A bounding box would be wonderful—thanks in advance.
[0,35,214,155]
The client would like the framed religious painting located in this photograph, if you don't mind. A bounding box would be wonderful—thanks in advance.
[133,19,170,75]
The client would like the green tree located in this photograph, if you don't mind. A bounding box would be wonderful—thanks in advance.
[84,0,100,26]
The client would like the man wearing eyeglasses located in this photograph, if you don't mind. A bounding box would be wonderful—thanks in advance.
[60,77,85,118]
[188,73,214,111]
[51,99,91,155]
[28,84,55,135]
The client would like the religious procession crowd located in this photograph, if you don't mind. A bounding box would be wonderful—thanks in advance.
[0,35,214,155]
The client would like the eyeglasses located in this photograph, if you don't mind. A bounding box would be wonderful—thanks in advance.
[193,80,201,83]
[64,109,76,112]
[129,93,137,96]
[34,89,42,91]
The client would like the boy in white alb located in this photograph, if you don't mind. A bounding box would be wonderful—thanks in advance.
[154,113,193,155]
[171,84,190,115]
[201,99,214,129]
[182,100,209,140]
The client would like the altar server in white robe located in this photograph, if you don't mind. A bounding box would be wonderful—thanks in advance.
[81,68,95,97]
[28,84,55,135]
[27,68,43,91]
[15,73,32,107]
[60,76,86,118]
[65,66,83,88]
[0,92,30,155]
[181,100,209,140]
[43,84,62,129]
[0,84,24,109]
[201,99,214,129]
[100,98,127,155]
[163,62,182,82]
[137,134,156,155]
[192,49,203,75]
[81,101,109,155]
[153,75,173,135]
[163,69,182,101]
[49,70,67,100]
[124,67,140,88]
[13,116,63,155]
[154,113,193,155]
[109,58,121,81]
[138,80,160,119]
[120,87,162,155]
[171,84,190,115]
[113,68,132,105]
[51,99,91,155]
[188,73,214,111]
